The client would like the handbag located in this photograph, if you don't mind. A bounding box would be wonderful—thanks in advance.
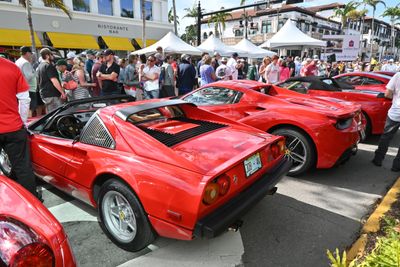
[63,80,78,90]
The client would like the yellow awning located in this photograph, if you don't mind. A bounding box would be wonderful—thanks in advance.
[47,32,99,49]
[0,28,42,47]
[135,39,157,49]
[102,36,133,51]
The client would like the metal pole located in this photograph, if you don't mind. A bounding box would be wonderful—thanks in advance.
[197,1,202,46]
[245,14,248,39]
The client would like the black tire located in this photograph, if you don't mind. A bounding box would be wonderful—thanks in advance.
[271,128,315,176]
[0,148,12,177]
[362,111,372,139]
[97,179,155,252]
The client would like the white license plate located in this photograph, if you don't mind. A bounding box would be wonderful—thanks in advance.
[244,153,262,177]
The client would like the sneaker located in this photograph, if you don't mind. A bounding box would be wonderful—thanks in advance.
[391,166,400,172]
[371,158,382,167]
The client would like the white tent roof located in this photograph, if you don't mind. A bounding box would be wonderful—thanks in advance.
[232,38,276,58]
[260,20,326,48]
[131,31,202,56]
[197,35,244,56]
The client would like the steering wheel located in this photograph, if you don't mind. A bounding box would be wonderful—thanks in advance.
[56,115,82,139]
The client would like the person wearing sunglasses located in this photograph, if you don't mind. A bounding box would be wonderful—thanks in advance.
[140,55,161,99]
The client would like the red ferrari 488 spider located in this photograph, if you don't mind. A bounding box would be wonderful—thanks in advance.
[0,175,76,267]
[182,80,364,176]
[277,76,391,136]
[0,96,291,252]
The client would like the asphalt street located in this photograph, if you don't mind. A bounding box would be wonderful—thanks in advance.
[41,133,400,267]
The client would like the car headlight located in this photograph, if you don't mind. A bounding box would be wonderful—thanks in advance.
[335,118,353,130]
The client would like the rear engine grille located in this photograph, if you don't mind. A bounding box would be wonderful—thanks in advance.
[80,115,115,149]
[141,118,227,147]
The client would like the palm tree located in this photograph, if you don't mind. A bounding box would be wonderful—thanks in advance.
[208,8,233,38]
[19,0,70,56]
[382,7,400,55]
[362,0,386,58]
[183,4,204,44]
[172,0,178,35]
[331,2,359,32]
[141,0,146,48]
[168,6,179,34]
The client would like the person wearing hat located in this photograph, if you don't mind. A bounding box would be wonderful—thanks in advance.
[382,59,397,72]
[37,48,66,112]
[85,50,96,81]
[15,46,37,117]
[227,52,240,80]
[177,54,196,95]
[216,57,232,81]
[0,56,42,200]
[66,51,76,72]
[97,49,120,95]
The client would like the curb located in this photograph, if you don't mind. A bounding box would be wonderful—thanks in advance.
[347,177,400,262]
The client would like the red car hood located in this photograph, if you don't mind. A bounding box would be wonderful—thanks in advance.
[271,86,361,118]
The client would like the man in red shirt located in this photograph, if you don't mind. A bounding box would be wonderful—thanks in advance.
[0,57,40,199]
[304,58,318,77]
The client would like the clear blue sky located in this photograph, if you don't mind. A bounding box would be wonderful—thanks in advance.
[169,0,399,34]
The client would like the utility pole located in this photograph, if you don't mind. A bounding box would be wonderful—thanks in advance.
[197,1,202,46]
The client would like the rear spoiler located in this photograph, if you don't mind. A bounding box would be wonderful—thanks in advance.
[115,99,196,121]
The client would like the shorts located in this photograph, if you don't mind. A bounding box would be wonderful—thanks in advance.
[42,96,63,113]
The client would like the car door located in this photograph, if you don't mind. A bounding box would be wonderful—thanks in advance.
[30,134,74,188]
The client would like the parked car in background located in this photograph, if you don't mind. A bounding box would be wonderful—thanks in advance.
[277,76,391,136]
[334,72,391,92]
[1,96,291,252]
[374,71,396,77]
[0,175,76,267]
[181,80,363,176]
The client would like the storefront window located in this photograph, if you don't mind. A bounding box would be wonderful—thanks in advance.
[120,0,133,18]
[98,0,113,15]
[141,1,152,20]
[261,21,272,33]
[73,0,90,12]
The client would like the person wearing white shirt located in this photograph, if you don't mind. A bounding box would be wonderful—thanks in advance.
[140,55,161,99]
[381,59,398,72]
[373,72,400,171]
[227,53,240,80]
[265,55,280,84]
[216,57,233,81]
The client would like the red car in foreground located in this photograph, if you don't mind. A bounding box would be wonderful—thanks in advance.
[277,76,391,135]
[181,80,364,176]
[334,72,391,92]
[1,96,291,252]
[0,175,75,267]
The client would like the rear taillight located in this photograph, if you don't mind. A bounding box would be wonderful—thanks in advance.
[270,139,286,159]
[203,174,231,205]
[0,217,55,267]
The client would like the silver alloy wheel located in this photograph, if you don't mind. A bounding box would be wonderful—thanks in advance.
[284,134,307,173]
[0,149,11,175]
[102,191,137,243]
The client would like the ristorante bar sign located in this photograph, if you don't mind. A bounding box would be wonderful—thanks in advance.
[97,24,129,34]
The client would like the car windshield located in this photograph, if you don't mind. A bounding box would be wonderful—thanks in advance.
[277,81,310,94]
[183,87,242,106]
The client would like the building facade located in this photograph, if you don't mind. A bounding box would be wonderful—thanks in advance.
[0,0,172,57]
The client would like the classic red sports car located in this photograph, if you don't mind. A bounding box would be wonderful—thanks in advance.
[1,96,291,252]
[0,175,76,267]
[334,72,391,92]
[181,80,363,176]
[277,76,391,135]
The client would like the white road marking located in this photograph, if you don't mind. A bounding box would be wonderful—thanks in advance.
[358,144,397,156]
[48,200,97,223]
[277,177,381,221]
[117,231,244,267]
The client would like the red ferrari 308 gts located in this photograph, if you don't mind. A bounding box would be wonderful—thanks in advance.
[277,76,391,136]
[334,72,391,92]
[1,96,291,252]
[182,80,364,176]
[0,175,76,267]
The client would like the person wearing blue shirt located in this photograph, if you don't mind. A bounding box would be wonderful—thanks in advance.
[177,54,196,95]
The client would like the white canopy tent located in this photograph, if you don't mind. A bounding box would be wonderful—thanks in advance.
[197,35,244,56]
[233,38,276,58]
[260,20,327,48]
[131,31,202,56]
